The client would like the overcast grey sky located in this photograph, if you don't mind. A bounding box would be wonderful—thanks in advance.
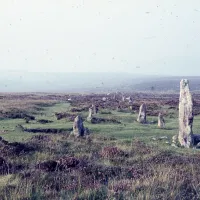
[0,0,200,75]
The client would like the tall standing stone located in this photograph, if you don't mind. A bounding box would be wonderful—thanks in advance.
[178,79,194,148]
[137,103,147,123]
[73,116,85,137]
[158,113,165,128]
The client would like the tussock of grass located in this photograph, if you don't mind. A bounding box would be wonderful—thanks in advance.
[1,94,200,199]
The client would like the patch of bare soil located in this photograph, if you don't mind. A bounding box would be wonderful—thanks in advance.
[0,109,35,120]
[36,156,80,172]
[0,157,10,174]
[0,139,35,157]
[55,112,77,121]
[24,127,72,134]
[91,117,121,124]
[37,119,53,124]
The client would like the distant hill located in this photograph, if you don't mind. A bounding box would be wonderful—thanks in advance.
[131,76,200,92]
[0,71,200,93]
[0,71,145,93]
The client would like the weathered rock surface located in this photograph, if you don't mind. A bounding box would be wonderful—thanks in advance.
[87,108,93,122]
[92,104,97,115]
[178,79,194,148]
[137,104,147,123]
[171,135,178,147]
[158,113,165,128]
[72,116,85,137]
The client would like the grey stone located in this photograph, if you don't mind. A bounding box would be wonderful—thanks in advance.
[172,135,178,145]
[178,79,194,148]
[159,136,168,140]
[72,116,85,137]
[87,108,93,122]
[171,143,178,148]
[137,103,147,124]
[92,104,97,115]
[158,113,165,128]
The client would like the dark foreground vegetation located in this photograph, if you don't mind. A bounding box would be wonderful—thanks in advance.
[1,92,200,199]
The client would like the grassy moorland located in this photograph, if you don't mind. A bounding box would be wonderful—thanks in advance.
[1,93,200,200]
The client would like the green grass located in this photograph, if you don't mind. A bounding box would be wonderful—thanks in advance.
[2,102,200,149]
[1,100,200,199]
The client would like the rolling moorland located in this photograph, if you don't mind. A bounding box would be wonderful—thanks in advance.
[1,92,200,199]
[1,71,200,93]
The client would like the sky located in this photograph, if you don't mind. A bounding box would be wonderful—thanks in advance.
[0,0,200,76]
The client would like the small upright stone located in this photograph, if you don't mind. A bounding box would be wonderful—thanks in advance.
[102,97,107,102]
[92,104,97,115]
[158,113,165,128]
[178,79,194,148]
[15,124,24,132]
[137,103,147,123]
[116,105,121,111]
[87,108,93,122]
[127,96,133,103]
[171,135,178,147]
[73,116,85,137]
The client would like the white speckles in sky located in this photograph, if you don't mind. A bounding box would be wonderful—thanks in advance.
[0,0,200,75]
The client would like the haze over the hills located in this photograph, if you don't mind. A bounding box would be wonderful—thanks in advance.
[0,71,200,93]
[0,71,152,93]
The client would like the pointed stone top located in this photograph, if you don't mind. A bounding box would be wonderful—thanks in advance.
[180,79,192,104]
[75,115,80,119]
[141,103,146,108]
[74,115,82,121]
[180,79,190,89]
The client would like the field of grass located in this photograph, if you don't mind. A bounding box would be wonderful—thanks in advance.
[1,95,200,199]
